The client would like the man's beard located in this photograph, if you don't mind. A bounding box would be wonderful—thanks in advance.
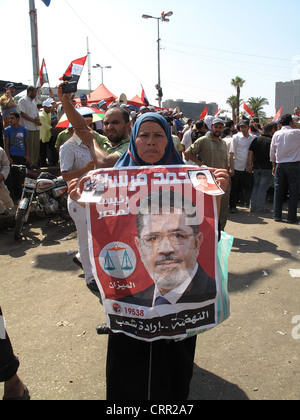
[107,128,125,144]
[141,252,197,292]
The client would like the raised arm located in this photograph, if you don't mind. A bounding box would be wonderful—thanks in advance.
[57,84,119,169]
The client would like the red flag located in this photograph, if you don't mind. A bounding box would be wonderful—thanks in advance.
[200,105,208,119]
[60,56,87,82]
[242,102,255,118]
[214,108,221,117]
[273,106,283,122]
[36,59,49,88]
[141,85,150,106]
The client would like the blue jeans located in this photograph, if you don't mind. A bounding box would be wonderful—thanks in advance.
[250,169,273,212]
[273,162,300,221]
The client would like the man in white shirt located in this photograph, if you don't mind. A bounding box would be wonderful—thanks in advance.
[60,131,95,291]
[18,86,41,167]
[229,120,256,212]
[181,120,207,165]
[270,114,300,223]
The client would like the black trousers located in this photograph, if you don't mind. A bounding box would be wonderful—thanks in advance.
[0,307,20,382]
[5,156,27,200]
[230,170,253,208]
[106,332,197,400]
[39,137,58,167]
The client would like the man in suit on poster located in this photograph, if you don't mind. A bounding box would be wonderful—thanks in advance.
[118,190,216,307]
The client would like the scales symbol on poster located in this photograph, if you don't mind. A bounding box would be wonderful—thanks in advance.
[99,242,137,279]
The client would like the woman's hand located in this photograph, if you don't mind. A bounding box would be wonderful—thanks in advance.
[57,83,71,103]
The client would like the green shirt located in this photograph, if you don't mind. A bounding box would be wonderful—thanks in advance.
[40,109,52,143]
[95,136,130,158]
[55,129,73,149]
[186,133,228,169]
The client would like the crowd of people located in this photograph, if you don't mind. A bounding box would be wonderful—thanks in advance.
[0,80,299,400]
[0,82,299,222]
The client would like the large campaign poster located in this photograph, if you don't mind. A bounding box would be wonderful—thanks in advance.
[82,165,225,342]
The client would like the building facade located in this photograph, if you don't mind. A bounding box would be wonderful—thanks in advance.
[275,79,300,115]
[162,99,218,121]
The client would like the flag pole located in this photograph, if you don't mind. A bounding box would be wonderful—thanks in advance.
[29,0,40,86]
[48,73,51,96]
[87,37,92,97]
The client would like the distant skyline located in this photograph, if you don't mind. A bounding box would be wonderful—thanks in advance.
[2,0,299,117]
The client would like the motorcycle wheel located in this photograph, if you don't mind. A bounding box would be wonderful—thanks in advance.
[14,208,27,240]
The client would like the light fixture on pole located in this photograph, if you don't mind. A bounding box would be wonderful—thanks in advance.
[93,63,112,85]
[142,11,173,107]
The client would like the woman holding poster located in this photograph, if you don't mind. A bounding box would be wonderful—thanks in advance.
[62,86,229,400]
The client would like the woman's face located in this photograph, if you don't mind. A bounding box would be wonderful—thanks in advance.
[135,121,168,164]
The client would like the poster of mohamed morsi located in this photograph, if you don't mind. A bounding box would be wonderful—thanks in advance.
[80,165,229,342]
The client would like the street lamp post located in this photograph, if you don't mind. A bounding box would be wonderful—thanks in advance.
[142,11,173,107]
[93,64,112,85]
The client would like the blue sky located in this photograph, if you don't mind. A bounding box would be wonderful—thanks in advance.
[2,0,299,117]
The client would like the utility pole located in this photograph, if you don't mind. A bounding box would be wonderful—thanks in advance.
[142,11,173,107]
[29,0,40,86]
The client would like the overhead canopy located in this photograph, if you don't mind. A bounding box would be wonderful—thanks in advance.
[84,84,117,105]
[0,80,28,95]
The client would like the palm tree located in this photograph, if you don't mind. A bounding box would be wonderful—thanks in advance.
[247,96,269,118]
[231,76,246,123]
[226,95,243,124]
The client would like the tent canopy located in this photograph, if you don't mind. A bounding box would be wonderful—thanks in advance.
[128,95,147,108]
[83,84,117,105]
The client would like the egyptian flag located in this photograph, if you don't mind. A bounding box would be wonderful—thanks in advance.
[41,0,51,6]
[60,56,87,83]
[242,102,255,118]
[214,108,221,117]
[200,105,208,119]
[36,59,49,88]
[141,85,150,106]
[273,106,283,122]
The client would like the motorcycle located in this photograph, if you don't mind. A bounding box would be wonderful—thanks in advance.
[14,166,70,240]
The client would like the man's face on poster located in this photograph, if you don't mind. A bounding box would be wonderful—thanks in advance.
[135,212,203,295]
[196,174,208,187]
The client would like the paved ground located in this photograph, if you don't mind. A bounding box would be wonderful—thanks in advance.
[0,202,299,400]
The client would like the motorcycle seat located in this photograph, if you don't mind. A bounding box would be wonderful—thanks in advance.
[38,172,56,180]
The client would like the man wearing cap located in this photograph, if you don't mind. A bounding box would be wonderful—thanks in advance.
[185,118,230,230]
[98,100,108,113]
[18,86,41,168]
[39,100,55,167]
[0,83,17,128]
[79,94,88,108]
[229,120,256,212]
[139,106,148,115]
